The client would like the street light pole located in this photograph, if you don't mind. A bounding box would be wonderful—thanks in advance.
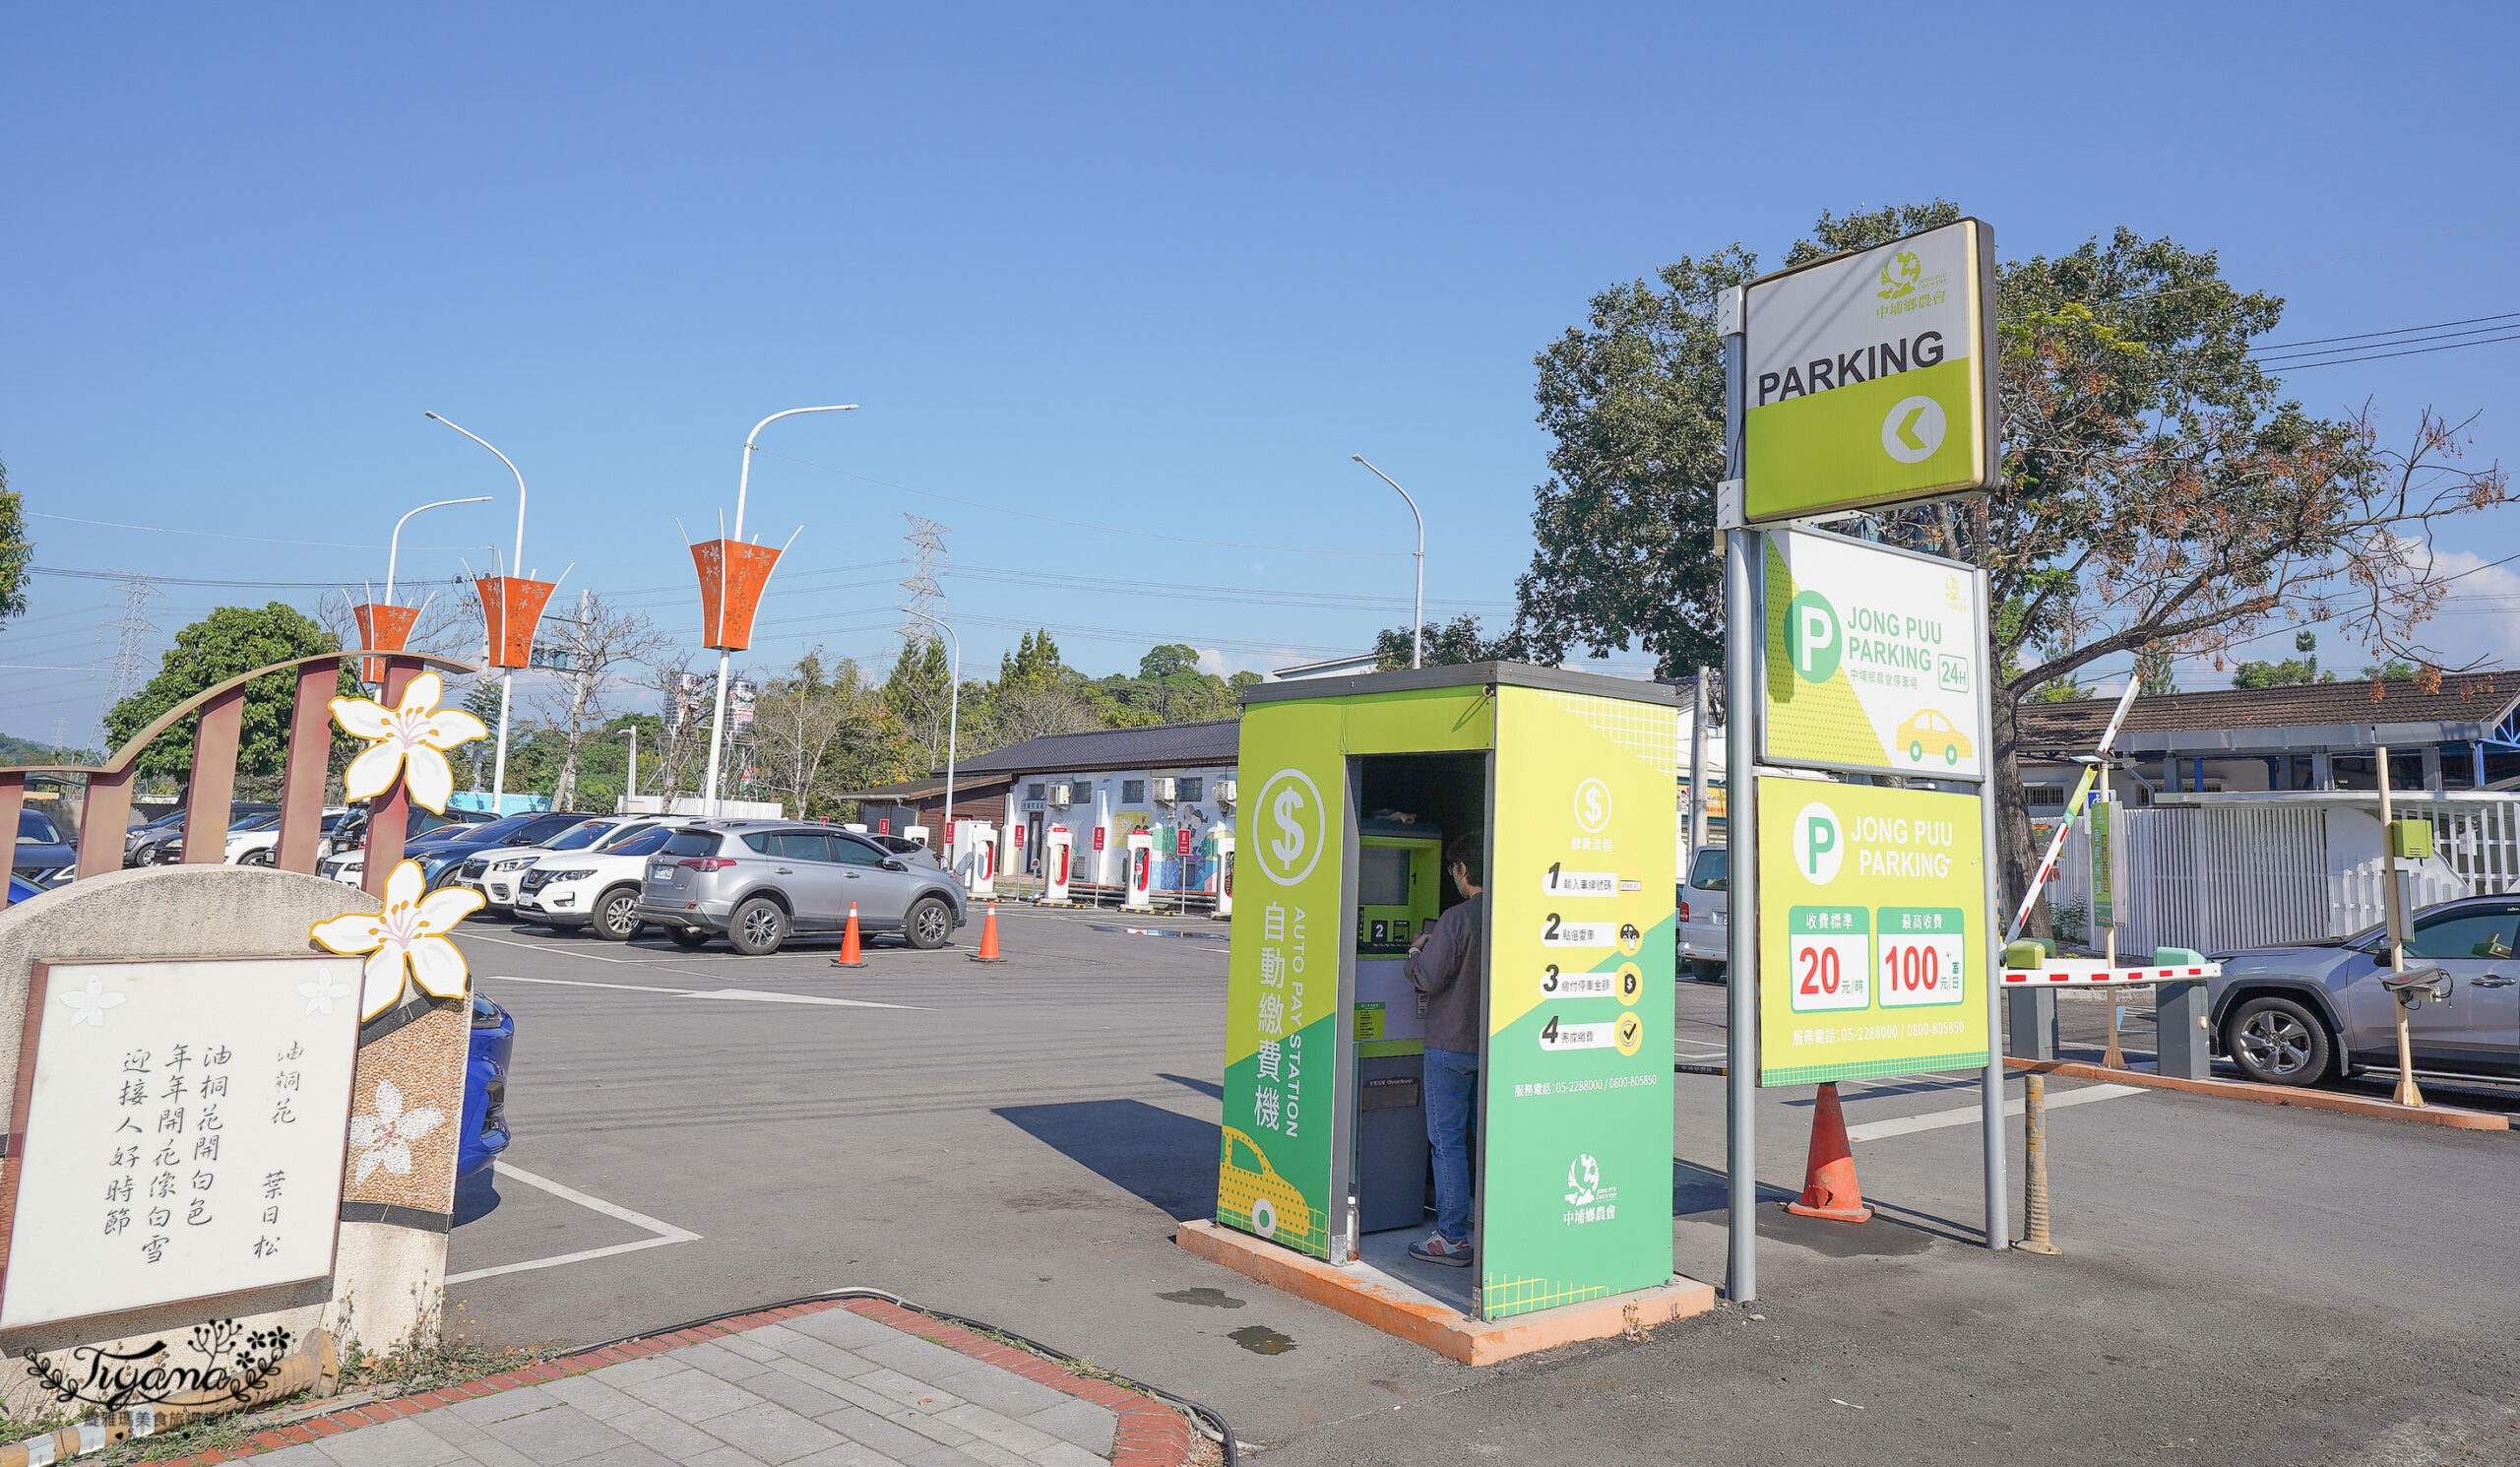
[425,413,528,813]
[1350,456,1424,669]
[616,725,639,804]
[903,608,961,840]
[385,496,492,607]
[704,405,857,814]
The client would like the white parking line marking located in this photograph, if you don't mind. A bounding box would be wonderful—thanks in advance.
[1845,1083,2147,1143]
[445,1162,701,1285]
[483,975,918,1010]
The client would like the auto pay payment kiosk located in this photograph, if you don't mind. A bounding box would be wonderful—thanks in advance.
[1213,664,1679,1322]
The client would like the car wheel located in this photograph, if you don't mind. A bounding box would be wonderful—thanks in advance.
[729,897,790,956]
[242,849,276,867]
[2226,995,2332,1087]
[669,926,713,949]
[905,896,953,950]
[1944,743,1959,765]
[1908,739,1924,761]
[592,886,643,941]
[1688,960,1728,985]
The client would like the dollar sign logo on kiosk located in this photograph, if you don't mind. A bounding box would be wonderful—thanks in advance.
[1575,778,1611,835]
[1253,768,1325,886]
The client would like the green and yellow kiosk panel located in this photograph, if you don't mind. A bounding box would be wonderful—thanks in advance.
[1215,663,1678,1320]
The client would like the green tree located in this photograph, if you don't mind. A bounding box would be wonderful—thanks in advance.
[0,457,29,628]
[885,635,955,772]
[2362,658,2418,681]
[2232,630,2336,689]
[1372,613,1520,670]
[101,603,354,794]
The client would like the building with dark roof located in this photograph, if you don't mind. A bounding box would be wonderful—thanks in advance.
[2011,670,2520,808]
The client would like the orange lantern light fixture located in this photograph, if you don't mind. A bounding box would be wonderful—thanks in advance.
[350,602,420,685]
[693,538,784,652]
[473,574,559,670]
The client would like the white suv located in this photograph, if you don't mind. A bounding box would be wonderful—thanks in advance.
[513,824,677,938]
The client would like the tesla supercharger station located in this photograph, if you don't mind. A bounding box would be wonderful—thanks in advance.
[1041,828,1075,906]
[1122,830,1157,912]
[951,818,997,897]
[999,822,1024,889]
[1210,828,1235,920]
[905,824,931,850]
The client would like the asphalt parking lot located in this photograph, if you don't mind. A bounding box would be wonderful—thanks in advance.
[446,907,2520,1466]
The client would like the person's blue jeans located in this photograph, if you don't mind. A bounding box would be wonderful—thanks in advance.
[1423,1046,1479,1244]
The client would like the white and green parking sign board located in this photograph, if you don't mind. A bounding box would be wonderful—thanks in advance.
[1762,528,1987,782]
[1741,219,1997,524]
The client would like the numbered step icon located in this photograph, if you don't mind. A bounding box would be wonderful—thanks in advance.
[1541,914,1615,948]
[1539,963,1616,999]
[1542,862,1616,897]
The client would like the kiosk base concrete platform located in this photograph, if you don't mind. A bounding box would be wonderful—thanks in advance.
[1174,1220,1718,1365]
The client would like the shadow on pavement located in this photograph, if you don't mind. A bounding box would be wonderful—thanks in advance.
[1158,1072,1224,1099]
[1672,1156,1943,1256]
[453,1168,501,1227]
[994,1098,1221,1221]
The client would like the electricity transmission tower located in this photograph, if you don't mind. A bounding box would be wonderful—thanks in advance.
[102,570,165,708]
[898,513,948,648]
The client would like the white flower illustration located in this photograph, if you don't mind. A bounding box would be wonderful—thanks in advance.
[331,671,487,814]
[60,975,126,1028]
[299,974,354,1015]
[347,1079,443,1186]
[307,860,484,1020]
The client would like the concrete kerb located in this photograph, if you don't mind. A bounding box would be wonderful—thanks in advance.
[131,1297,1203,1467]
[1173,1220,1719,1366]
[2004,1056,2510,1130]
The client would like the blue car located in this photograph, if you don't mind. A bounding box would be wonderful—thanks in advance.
[462,994,515,1178]
[7,874,41,905]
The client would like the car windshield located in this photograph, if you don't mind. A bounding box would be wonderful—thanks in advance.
[613,827,673,857]
[232,813,282,831]
[1688,848,1729,891]
[507,815,589,845]
[544,821,616,852]
[443,814,543,843]
[18,811,62,845]
[594,823,660,850]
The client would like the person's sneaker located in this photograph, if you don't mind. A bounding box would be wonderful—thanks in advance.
[1408,1232,1473,1267]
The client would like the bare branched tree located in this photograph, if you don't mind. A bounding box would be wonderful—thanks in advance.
[527,592,671,810]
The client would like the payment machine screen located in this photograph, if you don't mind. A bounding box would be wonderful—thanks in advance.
[1356,846,1412,908]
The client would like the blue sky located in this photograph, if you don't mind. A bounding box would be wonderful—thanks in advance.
[5,3,2516,745]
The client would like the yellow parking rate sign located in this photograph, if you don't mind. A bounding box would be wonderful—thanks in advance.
[1756,778,1990,1086]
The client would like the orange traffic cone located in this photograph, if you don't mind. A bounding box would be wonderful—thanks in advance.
[970,903,1007,963]
[831,903,866,969]
[1784,1082,1874,1222]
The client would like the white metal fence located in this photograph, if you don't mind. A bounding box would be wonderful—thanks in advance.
[2051,793,2520,956]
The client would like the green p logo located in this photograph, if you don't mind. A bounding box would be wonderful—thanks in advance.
[1789,591,1841,683]
[1794,802,1843,884]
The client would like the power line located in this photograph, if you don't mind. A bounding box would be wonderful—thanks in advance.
[31,565,472,590]
[2252,309,2520,353]
[949,564,1506,613]
[2266,328,2520,371]
[759,450,1410,557]
[28,512,495,553]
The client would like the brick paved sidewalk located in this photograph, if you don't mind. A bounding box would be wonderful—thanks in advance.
[161,1300,1199,1467]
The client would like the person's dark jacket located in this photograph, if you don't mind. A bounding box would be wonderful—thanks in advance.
[1405,891,1485,1054]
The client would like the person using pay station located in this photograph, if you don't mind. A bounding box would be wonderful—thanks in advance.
[1403,831,1484,1267]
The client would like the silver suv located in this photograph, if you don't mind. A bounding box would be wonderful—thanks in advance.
[639,820,969,956]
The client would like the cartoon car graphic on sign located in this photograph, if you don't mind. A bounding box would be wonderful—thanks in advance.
[1895,709,1973,766]
[1219,1125,1313,1246]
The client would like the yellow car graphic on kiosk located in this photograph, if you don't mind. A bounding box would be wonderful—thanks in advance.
[1218,1125,1314,1248]
[1896,708,1973,766]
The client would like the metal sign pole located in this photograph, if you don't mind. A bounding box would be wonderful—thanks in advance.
[1719,288,1758,1303]
[1973,586,2009,1250]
